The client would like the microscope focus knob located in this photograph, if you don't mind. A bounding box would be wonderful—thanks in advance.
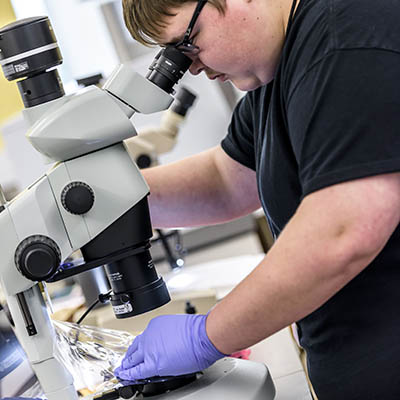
[15,235,61,281]
[61,181,95,215]
[136,154,152,169]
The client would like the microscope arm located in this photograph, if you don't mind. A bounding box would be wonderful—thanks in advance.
[5,287,77,400]
[0,175,79,399]
[0,142,152,399]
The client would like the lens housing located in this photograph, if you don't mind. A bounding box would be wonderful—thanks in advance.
[106,248,170,318]
[146,46,192,94]
[81,197,170,319]
[0,16,64,107]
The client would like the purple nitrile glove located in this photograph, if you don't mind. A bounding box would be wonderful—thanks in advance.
[114,314,226,381]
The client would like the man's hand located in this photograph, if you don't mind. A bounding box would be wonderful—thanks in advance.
[114,314,226,380]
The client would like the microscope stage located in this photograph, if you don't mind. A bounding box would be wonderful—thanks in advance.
[119,358,275,400]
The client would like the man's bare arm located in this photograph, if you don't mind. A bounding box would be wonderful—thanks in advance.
[142,145,261,228]
[206,172,400,353]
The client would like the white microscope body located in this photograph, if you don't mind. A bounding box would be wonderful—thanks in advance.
[0,16,275,400]
[0,65,174,400]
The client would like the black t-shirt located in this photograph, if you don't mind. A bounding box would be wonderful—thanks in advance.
[221,0,400,398]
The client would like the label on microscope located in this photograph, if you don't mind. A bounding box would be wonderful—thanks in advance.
[113,303,133,315]
[108,272,123,282]
[14,61,29,72]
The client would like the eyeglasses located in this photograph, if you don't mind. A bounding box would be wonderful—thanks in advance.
[174,0,208,55]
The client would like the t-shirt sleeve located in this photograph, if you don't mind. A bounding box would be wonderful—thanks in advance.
[287,49,400,198]
[221,92,257,170]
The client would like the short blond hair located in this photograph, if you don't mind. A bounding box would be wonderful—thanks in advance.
[122,0,226,46]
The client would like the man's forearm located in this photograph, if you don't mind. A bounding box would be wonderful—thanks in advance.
[206,174,400,354]
[142,146,260,228]
[206,211,380,354]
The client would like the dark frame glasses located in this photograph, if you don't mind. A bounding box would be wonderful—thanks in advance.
[174,0,208,55]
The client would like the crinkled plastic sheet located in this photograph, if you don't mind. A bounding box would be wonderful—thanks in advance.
[19,320,135,398]
[53,320,136,395]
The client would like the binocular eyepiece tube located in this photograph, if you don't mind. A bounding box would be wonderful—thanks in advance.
[0,16,192,106]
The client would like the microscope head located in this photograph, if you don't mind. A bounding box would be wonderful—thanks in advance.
[0,17,193,163]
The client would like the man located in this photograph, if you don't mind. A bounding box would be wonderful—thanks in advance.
[115,0,400,399]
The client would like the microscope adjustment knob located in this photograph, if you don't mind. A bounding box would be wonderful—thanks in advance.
[136,154,152,169]
[61,181,95,215]
[15,235,61,281]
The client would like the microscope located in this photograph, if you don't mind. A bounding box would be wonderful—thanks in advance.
[0,17,275,400]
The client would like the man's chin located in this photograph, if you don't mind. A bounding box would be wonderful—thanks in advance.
[232,79,263,92]
[231,73,275,91]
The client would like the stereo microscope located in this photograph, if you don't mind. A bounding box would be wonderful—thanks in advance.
[0,16,275,400]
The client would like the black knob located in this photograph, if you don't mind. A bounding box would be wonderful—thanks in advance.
[61,181,95,215]
[15,235,61,281]
[119,385,138,399]
[136,154,152,169]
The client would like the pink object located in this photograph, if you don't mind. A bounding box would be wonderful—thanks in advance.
[230,349,252,360]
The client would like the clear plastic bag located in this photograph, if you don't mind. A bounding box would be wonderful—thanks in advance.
[0,312,135,398]
[53,320,136,393]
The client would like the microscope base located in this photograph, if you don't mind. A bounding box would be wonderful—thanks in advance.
[131,358,275,400]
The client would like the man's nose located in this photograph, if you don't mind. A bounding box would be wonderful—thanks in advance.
[189,59,206,75]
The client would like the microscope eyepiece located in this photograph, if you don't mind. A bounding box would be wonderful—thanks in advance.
[0,16,64,107]
[146,46,192,94]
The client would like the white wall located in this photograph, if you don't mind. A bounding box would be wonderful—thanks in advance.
[11,0,119,88]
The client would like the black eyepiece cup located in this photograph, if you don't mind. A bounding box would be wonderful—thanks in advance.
[146,46,192,93]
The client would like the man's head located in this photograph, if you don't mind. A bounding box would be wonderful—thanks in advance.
[122,0,295,91]
[122,0,226,46]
